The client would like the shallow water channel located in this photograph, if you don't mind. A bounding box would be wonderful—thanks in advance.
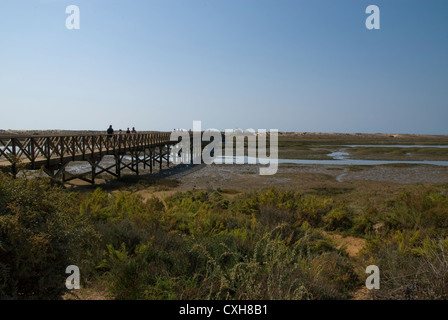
[65,145,448,174]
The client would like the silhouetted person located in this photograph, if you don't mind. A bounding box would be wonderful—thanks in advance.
[131,127,137,134]
[126,127,131,134]
[107,125,114,136]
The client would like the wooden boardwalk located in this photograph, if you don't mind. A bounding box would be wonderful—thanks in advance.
[0,132,184,184]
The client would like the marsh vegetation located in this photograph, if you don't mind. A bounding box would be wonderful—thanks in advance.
[1,170,447,300]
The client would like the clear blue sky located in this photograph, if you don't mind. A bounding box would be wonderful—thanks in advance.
[0,0,447,134]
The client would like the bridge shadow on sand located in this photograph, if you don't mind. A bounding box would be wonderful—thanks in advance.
[66,163,206,193]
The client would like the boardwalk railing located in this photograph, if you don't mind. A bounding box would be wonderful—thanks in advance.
[0,132,177,183]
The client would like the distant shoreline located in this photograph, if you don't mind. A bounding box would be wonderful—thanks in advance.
[1,129,447,138]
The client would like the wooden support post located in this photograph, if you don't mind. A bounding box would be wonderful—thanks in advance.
[11,138,17,178]
[72,137,76,161]
[153,147,156,167]
[46,137,51,169]
[60,136,64,164]
[91,161,96,184]
[159,146,163,170]
[130,151,134,172]
[115,154,121,178]
[167,145,170,168]
[150,148,153,173]
[31,137,36,170]
[87,158,100,184]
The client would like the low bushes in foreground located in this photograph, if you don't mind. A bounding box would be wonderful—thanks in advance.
[1,172,447,300]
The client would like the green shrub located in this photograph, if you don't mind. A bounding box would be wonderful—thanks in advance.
[360,186,448,299]
[382,188,448,233]
[191,227,357,300]
[365,237,448,299]
[323,206,353,231]
[350,212,375,236]
[296,196,334,227]
[0,173,98,299]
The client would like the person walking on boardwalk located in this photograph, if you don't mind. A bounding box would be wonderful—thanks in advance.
[126,127,131,134]
[107,125,114,145]
[107,125,114,136]
[131,127,137,134]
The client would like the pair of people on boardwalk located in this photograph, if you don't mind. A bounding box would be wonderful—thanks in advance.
[126,127,137,134]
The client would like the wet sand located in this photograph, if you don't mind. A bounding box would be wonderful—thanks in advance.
[165,163,448,191]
